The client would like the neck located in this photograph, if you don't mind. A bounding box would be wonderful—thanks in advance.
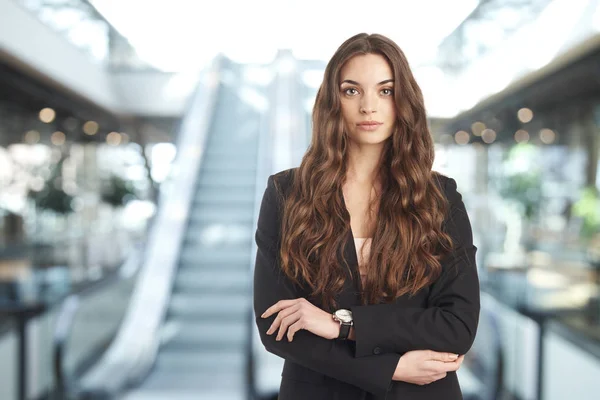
[345,142,385,184]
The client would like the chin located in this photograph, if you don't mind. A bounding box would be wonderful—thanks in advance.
[351,132,393,146]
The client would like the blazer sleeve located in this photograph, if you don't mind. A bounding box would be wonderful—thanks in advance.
[350,176,480,358]
[253,175,401,397]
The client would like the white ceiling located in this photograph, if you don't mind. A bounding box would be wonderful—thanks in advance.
[90,0,479,71]
[88,0,600,118]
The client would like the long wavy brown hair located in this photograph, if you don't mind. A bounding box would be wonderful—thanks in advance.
[278,33,454,309]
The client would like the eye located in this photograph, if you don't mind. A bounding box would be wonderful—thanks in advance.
[343,87,359,96]
[381,88,394,96]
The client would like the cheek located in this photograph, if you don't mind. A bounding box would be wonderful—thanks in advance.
[340,103,355,124]
[340,101,352,115]
[385,101,397,135]
[384,100,397,119]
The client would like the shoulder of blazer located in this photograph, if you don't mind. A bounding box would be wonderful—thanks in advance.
[269,167,297,202]
[432,171,451,195]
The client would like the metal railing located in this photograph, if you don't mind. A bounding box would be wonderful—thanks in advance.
[53,295,80,397]
[50,245,142,399]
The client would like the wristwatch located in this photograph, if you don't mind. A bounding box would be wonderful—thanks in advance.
[332,309,353,340]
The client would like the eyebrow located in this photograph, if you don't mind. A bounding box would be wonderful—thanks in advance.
[340,79,394,86]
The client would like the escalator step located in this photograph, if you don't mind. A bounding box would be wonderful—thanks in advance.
[173,269,251,293]
[195,181,255,191]
[179,248,250,266]
[183,234,252,250]
[168,293,251,319]
[200,163,257,174]
[155,348,244,371]
[189,202,254,215]
[195,183,255,194]
[201,155,257,168]
[194,190,255,203]
[197,171,257,186]
[193,197,255,208]
[182,230,252,250]
[128,369,245,394]
[183,225,253,249]
[124,390,243,400]
[188,211,254,225]
[160,320,247,349]
[203,150,258,160]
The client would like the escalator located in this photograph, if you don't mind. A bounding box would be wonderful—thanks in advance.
[120,62,263,400]
[79,54,312,400]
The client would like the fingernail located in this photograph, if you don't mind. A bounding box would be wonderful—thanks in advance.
[450,354,458,360]
[261,313,266,318]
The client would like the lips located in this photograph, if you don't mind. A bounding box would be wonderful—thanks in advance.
[357,121,383,126]
[356,121,383,131]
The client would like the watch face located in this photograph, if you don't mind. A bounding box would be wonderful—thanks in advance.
[335,309,353,323]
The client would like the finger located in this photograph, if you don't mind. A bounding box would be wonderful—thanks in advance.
[446,356,465,372]
[428,351,459,362]
[287,320,304,342]
[277,313,301,341]
[426,360,449,374]
[276,313,301,341]
[426,360,458,374]
[433,359,461,373]
[446,361,462,372]
[264,299,302,318]
[261,299,300,318]
[266,312,283,335]
[266,304,300,335]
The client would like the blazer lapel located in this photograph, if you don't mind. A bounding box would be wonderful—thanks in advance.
[336,217,363,309]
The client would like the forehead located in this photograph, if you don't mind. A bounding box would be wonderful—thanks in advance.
[340,53,393,84]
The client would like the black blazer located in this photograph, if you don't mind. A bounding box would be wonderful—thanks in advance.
[253,168,480,400]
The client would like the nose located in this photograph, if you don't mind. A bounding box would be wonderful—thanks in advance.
[360,93,378,114]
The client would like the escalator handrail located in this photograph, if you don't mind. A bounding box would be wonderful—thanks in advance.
[80,55,223,395]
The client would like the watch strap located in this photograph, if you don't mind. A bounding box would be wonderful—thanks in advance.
[338,322,351,340]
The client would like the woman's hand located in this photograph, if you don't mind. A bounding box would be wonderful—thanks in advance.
[261,298,339,341]
[393,350,464,385]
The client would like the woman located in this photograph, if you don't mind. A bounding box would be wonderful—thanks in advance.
[253,33,480,400]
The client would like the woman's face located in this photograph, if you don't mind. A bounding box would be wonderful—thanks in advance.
[339,53,397,146]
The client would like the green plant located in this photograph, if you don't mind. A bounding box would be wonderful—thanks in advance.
[498,143,542,221]
[29,182,74,214]
[498,171,542,221]
[28,156,74,214]
[100,174,137,207]
[572,186,600,240]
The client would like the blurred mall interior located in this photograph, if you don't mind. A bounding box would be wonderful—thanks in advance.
[0,0,599,399]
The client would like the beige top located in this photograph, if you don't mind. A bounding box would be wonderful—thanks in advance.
[354,237,372,282]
